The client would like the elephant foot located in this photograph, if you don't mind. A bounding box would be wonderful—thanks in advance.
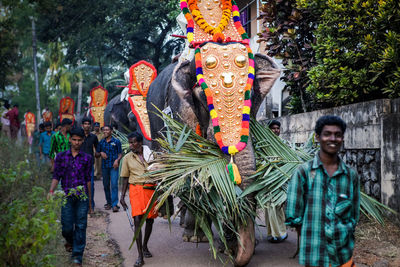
[182,235,209,243]
[183,229,210,243]
[234,219,255,267]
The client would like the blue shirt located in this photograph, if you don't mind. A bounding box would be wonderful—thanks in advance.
[97,137,122,169]
[39,131,55,155]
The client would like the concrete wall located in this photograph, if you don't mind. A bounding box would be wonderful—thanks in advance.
[262,98,400,211]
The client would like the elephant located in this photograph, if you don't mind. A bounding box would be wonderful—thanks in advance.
[146,45,280,266]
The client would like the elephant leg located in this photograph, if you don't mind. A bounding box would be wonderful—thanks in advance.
[234,219,255,267]
[178,201,187,228]
[182,210,209,243]
[157,195,174,219]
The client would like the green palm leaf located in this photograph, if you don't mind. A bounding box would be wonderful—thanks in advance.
[124,110,395,259]
[249,118,396,224]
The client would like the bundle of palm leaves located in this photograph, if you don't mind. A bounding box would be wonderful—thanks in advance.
[125,111,395,257]
[141,114,254,257]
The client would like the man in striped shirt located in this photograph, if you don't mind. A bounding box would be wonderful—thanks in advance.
[50,118,72,171]
[286,115,360,267]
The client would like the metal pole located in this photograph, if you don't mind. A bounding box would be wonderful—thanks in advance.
[31,19,41,127]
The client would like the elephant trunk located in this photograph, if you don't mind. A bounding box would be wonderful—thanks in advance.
[234,219,255,267]
[233,137,256,266]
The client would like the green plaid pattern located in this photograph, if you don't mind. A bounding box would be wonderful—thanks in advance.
[49,131,70,159]
[286,152,360,267]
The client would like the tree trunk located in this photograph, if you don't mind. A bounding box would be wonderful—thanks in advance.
[77,62,83,117]
[31,19,41,127]
[98,57,104,86]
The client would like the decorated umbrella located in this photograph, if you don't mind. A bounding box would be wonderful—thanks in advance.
[59,97,75,123]
[89,85,108,127]
[126,60,157,141]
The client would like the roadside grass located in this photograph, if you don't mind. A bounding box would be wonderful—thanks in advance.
[0,137,62,266]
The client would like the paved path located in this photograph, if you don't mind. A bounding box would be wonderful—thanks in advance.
[94,180,302,267]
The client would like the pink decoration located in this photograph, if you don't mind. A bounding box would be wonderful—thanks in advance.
[212,118,219,127]
[236,142,246,151]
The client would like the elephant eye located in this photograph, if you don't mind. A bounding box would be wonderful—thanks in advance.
[205,56,218,69]
[234,55,247,68]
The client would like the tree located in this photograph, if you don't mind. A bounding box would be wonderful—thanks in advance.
[303,0,400,106]
[36,0,184,71]
[259,0,400,113]
[259,0,319,113]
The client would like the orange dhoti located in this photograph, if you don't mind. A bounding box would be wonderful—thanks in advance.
[129,184,157,219]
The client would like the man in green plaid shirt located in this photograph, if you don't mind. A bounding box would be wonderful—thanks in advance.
[50,118,72,171]
[286,115,360,267]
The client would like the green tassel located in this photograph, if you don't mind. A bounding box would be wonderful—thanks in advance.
[226,155,242,185]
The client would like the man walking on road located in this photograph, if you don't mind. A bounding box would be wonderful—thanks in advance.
[48,127,93,266]
[97,125,122,212]
[91,122,103,180]
[120,132,157,267]
[40,122,55,166]
[265,120,288,243]
[286,115,360,267]
[1,102,11,138]
[49,118,72,171]
[5,104,20,140]
[81,117,99,212]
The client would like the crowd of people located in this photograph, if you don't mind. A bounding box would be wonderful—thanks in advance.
[0,103,360,267]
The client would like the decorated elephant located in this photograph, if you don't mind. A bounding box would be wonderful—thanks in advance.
[104,93,139,134]
[154,50,280,265]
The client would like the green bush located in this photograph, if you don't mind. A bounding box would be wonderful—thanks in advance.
[259,0,400,112]
[304,0,400,106]
[0,138,63,266]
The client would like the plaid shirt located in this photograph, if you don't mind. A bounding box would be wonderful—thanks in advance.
[97,137,122,169]
[52,150,92,195]
[286,152,360,267]
[49,131,70,159]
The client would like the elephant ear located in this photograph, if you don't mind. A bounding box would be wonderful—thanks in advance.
[170,59,200,131]
[250,53,281,117]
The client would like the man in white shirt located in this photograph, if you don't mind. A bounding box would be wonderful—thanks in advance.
[1,103,11,139]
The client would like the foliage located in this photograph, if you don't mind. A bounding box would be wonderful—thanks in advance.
[259,0,319,113]
[143,113,254,258]
[246,118,396,224]
[0,138,63,266]
[124,111,395,261]
[303,0,400,105]
[36,0,184,71]
[259,0,400,112]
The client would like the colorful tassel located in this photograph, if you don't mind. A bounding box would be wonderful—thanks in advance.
[226,155,241,185]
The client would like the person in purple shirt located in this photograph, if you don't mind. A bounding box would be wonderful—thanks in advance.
[48,127,92,266]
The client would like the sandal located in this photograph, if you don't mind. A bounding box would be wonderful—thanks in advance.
[104,204,111,210]
[143,249,152,258]
[134,258,144,267]
[64,243,73,252]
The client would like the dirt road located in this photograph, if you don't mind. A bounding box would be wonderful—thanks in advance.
[94,180,302,267]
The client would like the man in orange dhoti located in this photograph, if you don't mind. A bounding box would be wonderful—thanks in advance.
[120,132,156,267]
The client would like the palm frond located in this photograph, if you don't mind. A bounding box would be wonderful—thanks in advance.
[123,110,395,257]
[249,118,396,224]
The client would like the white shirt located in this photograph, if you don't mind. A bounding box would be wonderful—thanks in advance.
[1,110,10,126]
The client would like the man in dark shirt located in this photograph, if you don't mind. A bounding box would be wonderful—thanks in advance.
[32,123,44,166]
[5,104,20,140]
[48,127,92,266]
[97,125,122,212]
[81,117,99,212]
